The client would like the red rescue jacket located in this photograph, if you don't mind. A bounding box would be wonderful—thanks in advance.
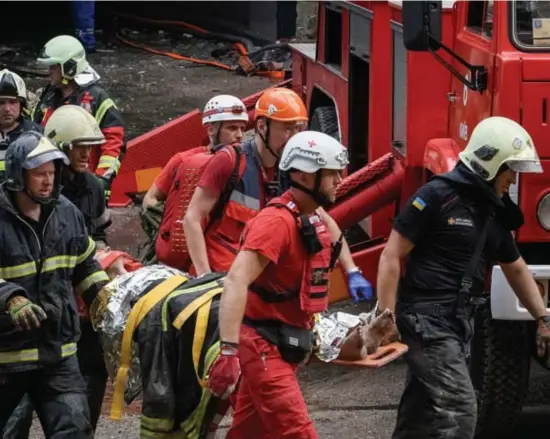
[244,196,333,329]
[155,144,246,271]
[32,82,126,196]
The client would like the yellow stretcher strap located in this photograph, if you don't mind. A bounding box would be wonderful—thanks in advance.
[172,287,223,388]
[193,301,213,388]
[110,275,188,421]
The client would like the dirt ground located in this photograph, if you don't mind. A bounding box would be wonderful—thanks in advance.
[9,2,549,437]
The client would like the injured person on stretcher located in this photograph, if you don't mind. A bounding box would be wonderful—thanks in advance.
[90,250,402,439]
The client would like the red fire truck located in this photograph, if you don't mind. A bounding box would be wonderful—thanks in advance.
[109,0,550,435]
[290,0,550,435]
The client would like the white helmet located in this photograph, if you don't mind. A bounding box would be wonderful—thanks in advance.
[36,35,87,80]
[459,116,543,181]
[279,131,349,173]
[202,94,248,125]
[45,105,105,150]
[0,69,27,103]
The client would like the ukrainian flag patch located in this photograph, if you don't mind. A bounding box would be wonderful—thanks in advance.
[412,197,426,211]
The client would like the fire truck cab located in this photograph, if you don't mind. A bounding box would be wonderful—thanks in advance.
[289,0,550,436]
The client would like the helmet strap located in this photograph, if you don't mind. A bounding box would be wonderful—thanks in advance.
[258,120,280,159]
[214,123,221,146]
[21,161,64,206]
[289,171,331,208]
[23,188,56,206]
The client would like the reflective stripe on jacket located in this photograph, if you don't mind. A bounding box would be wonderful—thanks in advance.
[0,184,110,372]
[31,83,126,195]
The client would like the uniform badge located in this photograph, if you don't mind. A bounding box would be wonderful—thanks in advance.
[447,217,474,227]
[412,197,426,211]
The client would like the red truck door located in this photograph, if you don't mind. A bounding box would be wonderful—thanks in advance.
[448,0,496,149]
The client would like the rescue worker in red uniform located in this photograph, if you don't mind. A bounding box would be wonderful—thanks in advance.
[0,131,110,437]
[0,69,43,179]
[184,87,308,276]
[31,35,125,202]
[208,130,350,439]
[142,94,249,210]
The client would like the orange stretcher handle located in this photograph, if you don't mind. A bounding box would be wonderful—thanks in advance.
[330,341,409,369]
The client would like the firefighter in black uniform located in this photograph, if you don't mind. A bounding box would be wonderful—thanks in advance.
[0,131,110,437]
[376,116,550,439]
[46,104,111,428]
[0,69,43,179]
[31,35,126,202]
[46,105,112,247]
[3,105,112,439]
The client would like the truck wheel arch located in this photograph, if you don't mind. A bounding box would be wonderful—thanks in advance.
[308,87,341,141]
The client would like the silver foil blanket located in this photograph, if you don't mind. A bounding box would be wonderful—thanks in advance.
[90,264,185,404]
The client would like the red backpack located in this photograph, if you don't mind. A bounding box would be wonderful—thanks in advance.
[155,144,246,271]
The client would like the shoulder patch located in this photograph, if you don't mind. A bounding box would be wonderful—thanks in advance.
[412,196,427,211]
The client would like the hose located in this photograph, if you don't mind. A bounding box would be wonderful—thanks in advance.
[115,14,255,54]
[113,15,290,79]
[115,31,234,71]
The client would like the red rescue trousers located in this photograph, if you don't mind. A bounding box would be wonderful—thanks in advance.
[226,325,318,439]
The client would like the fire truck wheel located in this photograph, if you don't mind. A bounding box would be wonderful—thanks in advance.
[469,301,530,438]
[309,106,339,141]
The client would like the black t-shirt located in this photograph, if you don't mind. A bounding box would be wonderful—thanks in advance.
[393,178,520,300]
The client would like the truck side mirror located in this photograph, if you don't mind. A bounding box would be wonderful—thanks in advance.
[402,1,442,51]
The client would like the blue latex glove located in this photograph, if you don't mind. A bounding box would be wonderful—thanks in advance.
[348,270,373,303]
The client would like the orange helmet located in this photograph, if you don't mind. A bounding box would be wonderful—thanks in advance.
[254,88,308,123]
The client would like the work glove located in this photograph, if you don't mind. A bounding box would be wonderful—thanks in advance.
[7,296,47,331]
[536,315,550,368]
[207,341,241,399]
[347,268,373,303]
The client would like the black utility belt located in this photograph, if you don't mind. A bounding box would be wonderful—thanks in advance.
[243,316,314,364]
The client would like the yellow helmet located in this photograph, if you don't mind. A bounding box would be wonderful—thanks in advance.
[44,105,105,150]
[36,35,87,80]
[459,116,543,180]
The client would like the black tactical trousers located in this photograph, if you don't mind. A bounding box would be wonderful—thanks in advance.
[392,304,477,439]
[2,321,108,438]
[0,356,93,439]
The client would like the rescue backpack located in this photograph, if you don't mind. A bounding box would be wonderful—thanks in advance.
[155,144,247,271]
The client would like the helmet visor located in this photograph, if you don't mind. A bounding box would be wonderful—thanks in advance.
[72,137,106,147]
[23,149,69,170]
[507,159,543,174]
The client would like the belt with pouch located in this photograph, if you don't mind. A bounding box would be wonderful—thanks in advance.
[242,316,315,365]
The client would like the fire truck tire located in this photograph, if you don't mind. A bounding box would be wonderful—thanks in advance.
[469,301,530,438]
[310,106,339,140]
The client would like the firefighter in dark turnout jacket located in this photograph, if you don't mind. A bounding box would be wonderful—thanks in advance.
[0,131,110,437]
[376,117,550,439]
[0,69,43,180]
[208,131,349,439]
[3,105,112,439]
[31,35,125,201]
[46,105,111,429]
[46,105,112,246]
